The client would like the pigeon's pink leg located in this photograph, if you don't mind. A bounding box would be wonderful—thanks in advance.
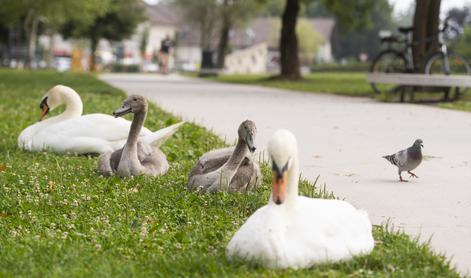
[408,171,419,178]
[399,175,408,182]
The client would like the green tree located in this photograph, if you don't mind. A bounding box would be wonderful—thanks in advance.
[175,0,260,72]
[216,0,261,69]
[174,0,219,71]
[0,0,106,68]
[453,27,471,61]
[269,18,323,65]
[297,19,323,64]
[61,0,145,71]
[332,0,395,60]
[278,0,376,80]
[139,26,150,70]
[412,0,441,71]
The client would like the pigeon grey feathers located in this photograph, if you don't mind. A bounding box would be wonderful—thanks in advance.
[383,139,423,182]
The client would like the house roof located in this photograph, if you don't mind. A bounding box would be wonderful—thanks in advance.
[145,3,180,26]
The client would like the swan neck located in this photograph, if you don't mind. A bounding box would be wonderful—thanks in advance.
[61,89,83,118]
[286,154,299,206]
[223,137,248,172]
[126,109,146,149]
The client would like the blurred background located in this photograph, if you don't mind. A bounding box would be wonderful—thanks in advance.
[0,0,469,76]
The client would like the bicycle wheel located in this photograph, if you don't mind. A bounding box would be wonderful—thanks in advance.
[424,52,471,97]
[369,50,408,94]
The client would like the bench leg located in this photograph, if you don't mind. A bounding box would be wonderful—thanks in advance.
[454,87,462,101]
[442,87,451,102]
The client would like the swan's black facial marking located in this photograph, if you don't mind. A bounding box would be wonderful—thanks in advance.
[271,158,289,181]
[39,96,48,110]
[39,96,50,121]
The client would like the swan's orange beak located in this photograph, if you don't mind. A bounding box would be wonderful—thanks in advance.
[39,103,49,121]
[272,170,287,205]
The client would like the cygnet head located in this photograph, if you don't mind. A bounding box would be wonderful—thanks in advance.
[413,139,424,148]
[238,120,257,153]
[39,85,79,121]
[113,95,148,117]
[267,129,298,205]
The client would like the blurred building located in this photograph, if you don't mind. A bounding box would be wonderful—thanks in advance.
[17,3,335,73]
[141,3,336,73]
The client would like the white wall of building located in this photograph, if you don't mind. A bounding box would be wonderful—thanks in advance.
[224,43,267,74]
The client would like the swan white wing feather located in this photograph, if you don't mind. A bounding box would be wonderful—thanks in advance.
[18,113,152,154]
[142,121,185,147]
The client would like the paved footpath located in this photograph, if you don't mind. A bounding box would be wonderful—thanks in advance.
[102,73,471,275]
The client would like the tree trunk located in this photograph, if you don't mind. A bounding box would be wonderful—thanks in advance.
[46,30,55,69]
[426,0,441,52]
[412,0,441,72]
[216,20,230,69]
[279,0,301,80]
[90,36,98,72]
[216,0,231,69]
[24,11,39,69]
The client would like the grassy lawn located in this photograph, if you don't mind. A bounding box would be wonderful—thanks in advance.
[208,72,373,97]
[207,72,471,112]
[0,69,461,277]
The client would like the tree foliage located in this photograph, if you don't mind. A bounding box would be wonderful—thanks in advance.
[332,0,395,60]
[277,0,377,79]
[0,0,109,67]
[61,0,145,70]
[175,0,261,70]
[269,18,324,64]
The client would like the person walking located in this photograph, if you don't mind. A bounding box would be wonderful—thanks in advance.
[159,34,173,74]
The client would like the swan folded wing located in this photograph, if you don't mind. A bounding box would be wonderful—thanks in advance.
[291,197,374,262]
[192,147,235,175]
[227,206,287,268]
[229,158,261,191]
[37,114,151,152]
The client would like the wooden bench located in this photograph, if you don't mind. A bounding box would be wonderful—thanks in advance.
[366,73,471,102]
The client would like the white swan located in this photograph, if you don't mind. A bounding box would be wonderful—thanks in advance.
[226,129,374,269]
[18,85,173,154]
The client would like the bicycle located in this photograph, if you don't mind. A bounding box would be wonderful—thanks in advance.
[369,18,471,101]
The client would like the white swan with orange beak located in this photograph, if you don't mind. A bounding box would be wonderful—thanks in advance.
[226,129,374,269]
[18,85,183,154]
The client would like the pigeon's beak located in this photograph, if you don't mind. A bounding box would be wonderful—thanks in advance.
[421,144,424,148]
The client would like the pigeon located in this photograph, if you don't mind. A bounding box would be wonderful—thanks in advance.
[383,139,423,182]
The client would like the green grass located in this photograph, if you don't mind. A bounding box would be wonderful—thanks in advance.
[437,92,471,112]
[208,73,373,97]
[0,69,461,277]
[206,72,471,112]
